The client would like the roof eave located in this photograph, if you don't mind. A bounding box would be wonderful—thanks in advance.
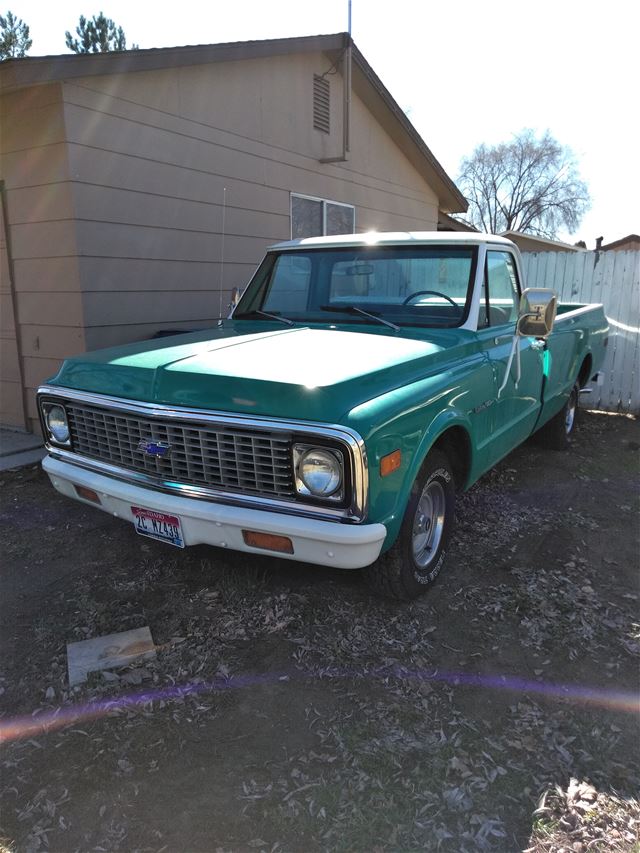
[500,230,585,251]
[0,33,346,90]
[0,32,466,213]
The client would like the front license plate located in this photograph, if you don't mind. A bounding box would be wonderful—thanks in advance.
[131,506,185,548]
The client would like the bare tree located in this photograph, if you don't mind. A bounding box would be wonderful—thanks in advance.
[65,11,136,53]
[0,10,32,59]
[457,130,590,237]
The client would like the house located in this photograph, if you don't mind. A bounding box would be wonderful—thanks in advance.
[0,33,466,433]
[598,234,640,252]
[437,212,477,232]
[500,230,586,254]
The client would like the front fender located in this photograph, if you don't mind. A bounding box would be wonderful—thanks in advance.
[343,346,492,553]
[347,397,475,552]
[377,408,473,550]
[403,408,473,493]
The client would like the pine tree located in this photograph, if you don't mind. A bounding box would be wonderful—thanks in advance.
[0,10,32,59]
[65,12,136,53]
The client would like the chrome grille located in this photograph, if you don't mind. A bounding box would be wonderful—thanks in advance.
[65,402,295,498]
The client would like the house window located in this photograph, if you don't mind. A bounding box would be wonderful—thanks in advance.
[291,194,355,239]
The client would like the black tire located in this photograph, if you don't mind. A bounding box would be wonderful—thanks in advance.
[535,382,579,451]
[363,449,455,601]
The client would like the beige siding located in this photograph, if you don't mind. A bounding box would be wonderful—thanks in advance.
[1,50,447,431]
[59,53,438,349]
[0,82,85,430]
[85,321,208,352]
[20,324,85,361]
[0,376,24,430]
[6,183,76,225]
[0,208,25,428]
[11,220,80,260]
[0,171,25,428]
[75,255,259,293]
[12,256,81,292]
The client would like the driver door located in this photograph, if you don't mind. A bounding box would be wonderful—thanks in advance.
[476,251,546,465]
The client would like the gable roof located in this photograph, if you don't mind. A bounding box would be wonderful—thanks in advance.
[438,212,477,232]
[0,33,467,214]
[500,230,586,252]
[600,234,640,251]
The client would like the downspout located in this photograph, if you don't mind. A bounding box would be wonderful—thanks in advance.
[320,31,351,164]
[0,180,29,431]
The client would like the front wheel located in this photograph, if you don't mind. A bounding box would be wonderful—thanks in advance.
[535,382,579,451]
[363,449,455,601]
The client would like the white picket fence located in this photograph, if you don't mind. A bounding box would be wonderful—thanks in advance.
[521,250,640,413]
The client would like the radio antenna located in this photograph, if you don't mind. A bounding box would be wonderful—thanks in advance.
[218,186,227,321]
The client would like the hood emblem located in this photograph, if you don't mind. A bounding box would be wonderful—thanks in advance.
[138,439,172,458]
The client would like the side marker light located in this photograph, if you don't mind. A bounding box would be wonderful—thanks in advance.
[380,450,402,477]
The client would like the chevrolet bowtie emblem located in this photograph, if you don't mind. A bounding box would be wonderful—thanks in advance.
[138,439,172,458]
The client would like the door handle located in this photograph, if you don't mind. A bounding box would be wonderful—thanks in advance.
[493,334,513,344]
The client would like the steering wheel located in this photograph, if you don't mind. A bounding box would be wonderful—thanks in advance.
[402,290,462,313]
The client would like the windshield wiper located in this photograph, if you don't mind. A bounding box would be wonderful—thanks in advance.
[234,309,295,326]
[320,304,399,331]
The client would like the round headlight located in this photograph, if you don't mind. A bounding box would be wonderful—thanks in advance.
[298,448,342,497]
[46,405,70,443]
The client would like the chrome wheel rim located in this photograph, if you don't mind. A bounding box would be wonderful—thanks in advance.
[412,480,446,569]
[565,392,577,434]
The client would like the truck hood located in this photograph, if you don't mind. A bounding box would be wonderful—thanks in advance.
[47,321,476,422]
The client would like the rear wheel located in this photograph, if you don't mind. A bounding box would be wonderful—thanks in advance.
[363,449,455,600]
[536,382,579,450]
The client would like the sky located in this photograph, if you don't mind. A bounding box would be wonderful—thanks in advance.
[9,0,639,246]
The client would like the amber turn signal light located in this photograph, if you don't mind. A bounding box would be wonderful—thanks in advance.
[380,449,402,477]
[242,530,294,554]
[74,485,101,504]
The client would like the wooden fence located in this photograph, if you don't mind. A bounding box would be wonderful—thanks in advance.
[521,250,640,414]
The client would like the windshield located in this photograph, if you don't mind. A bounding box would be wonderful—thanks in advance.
[235,245,477,328]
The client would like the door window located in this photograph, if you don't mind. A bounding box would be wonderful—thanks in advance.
[481,251,520,327]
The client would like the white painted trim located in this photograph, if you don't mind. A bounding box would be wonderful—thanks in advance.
[272,232,516,251]
[43,456,387,570]
[461,244,487,331]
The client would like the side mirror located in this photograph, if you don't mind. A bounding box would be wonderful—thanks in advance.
[228,287,243,317]
[517,288,557,338]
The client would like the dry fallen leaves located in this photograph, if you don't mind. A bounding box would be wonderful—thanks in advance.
[526,778,640,853]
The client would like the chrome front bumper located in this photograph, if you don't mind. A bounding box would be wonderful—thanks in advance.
[43,456,386,570]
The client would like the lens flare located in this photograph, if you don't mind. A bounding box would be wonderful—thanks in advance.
[1,668,637,744]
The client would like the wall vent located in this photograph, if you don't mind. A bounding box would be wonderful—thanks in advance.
[313,75,330,134]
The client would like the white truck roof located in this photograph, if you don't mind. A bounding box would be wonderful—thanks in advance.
[270,231,517,251]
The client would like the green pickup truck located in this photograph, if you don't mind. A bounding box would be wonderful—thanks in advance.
[38,233,608,599]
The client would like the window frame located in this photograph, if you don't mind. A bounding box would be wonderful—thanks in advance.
[482,249,522,328]
[235,244,478,330]
[290,193,356,239]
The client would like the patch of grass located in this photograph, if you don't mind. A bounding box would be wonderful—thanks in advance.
[526,781,640,853]
[530,814,560,839]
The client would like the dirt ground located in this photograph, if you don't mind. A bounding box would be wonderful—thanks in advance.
[1,410,638,853]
